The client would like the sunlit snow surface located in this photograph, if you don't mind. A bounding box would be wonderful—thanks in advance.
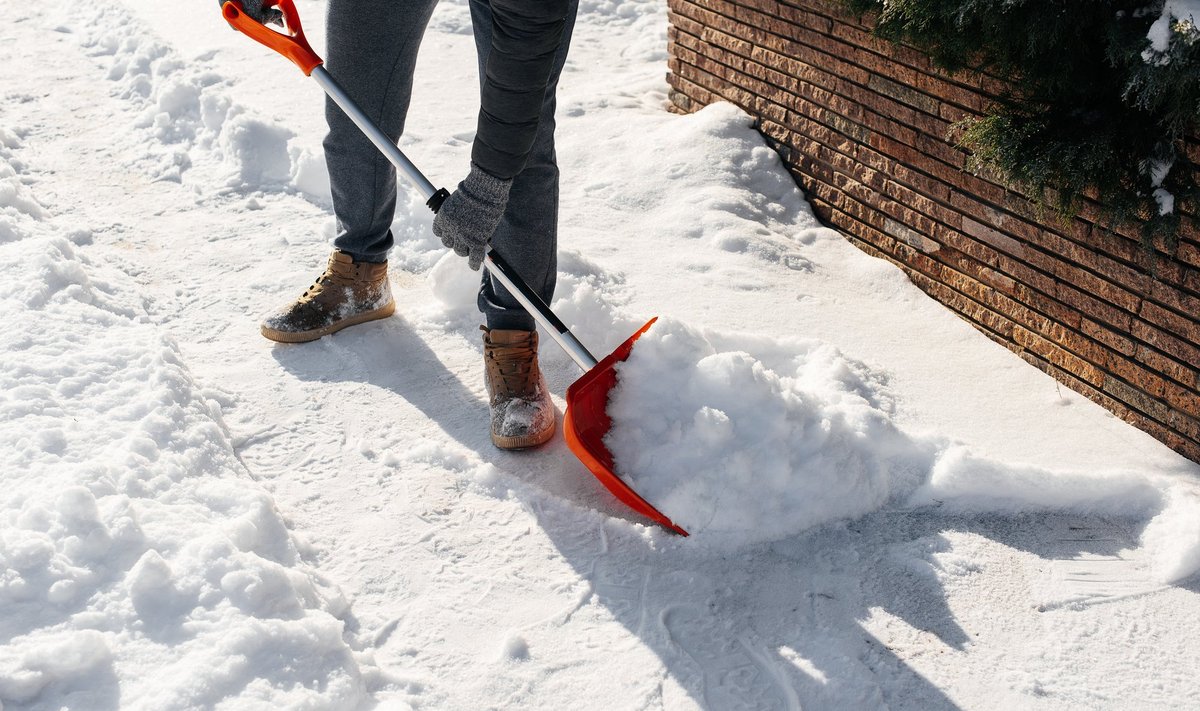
[3,0,1200,708]
[0,133,371,707]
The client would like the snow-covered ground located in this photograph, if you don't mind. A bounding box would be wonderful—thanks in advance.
[3,0,1200,708]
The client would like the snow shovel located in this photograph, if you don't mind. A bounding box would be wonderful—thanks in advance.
[221,0,688,536]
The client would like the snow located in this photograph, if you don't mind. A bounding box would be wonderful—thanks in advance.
[0,139,373,707]
[3,0,1200,708]
[607,317,928,545]
[1146,0,1200,55]
[608,319,1200,582]
[1139,3,1197,213]
[1150,158,1176,216]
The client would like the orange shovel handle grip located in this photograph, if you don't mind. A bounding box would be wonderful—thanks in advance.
[221,0,323,76]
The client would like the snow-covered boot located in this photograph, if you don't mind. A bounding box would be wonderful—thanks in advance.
[482,327,556,450]
[260,251,394,343]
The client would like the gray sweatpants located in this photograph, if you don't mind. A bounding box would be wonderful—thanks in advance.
[324,0,578,331]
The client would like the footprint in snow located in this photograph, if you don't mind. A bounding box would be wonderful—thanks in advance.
[662,605,792,711]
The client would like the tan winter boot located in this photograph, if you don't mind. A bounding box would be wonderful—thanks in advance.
[482,327,556,450]
[260,251,394,343]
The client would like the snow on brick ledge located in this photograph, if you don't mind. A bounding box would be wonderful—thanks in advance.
[665,0,1200,465]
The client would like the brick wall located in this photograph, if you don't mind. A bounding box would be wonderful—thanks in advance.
[666,0,1200,463]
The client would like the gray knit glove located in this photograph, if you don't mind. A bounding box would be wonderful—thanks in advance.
[218,0,283,25]
[433,164,513,271]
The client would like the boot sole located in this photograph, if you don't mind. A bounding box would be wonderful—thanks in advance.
[492,417,557,451]
[260,301,396,343]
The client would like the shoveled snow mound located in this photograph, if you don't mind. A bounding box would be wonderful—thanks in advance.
[0,138,375,709]
[606,319,1200,581]
[605,318,932,544]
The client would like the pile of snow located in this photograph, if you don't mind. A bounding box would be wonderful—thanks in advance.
[605,318,928,545]
[0,134,376,708]
[606,319,1200,581]
[570,102,814,271]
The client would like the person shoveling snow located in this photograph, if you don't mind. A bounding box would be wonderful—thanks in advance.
[218,1,1200,550]
[221,0,685,531]
[232,0,576,451]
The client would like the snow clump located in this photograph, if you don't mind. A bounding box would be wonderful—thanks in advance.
[605,318,930,545]
[1146,0,1200,56]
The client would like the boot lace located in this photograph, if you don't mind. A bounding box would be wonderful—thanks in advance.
[486,339,538,397]
[298,259,357,304]
[298,272,328,303]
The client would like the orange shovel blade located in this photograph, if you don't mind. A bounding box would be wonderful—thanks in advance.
[562,318,689,536]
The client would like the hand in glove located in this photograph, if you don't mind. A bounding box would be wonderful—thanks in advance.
[218,0,283,26]
[432,164,513,271]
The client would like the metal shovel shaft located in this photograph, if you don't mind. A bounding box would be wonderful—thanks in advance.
[313,67,440,203]
[480,251,600,371]
[313,65,599,372]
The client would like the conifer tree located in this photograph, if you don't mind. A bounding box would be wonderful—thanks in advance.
[843,0,1200,248]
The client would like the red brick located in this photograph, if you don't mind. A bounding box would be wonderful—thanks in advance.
[856,144,951,201]
[1132,318,1200,366]
[1014,326,1105,386]
[883,179,960,229]
[960,216,1024,259]
[1140,301,1200,350]
[1108,355,1167,398]
[1021,285,1083,329]
[1042,321,1112,370]
[1056,282,1133,331]
[1168,411,1200,447]
[934,246,1019,297]
[1179,241,1200,270]
[1101,374,1173,423]
[1082,318,1136,358]
[1159,374,1200,415]
[912,71,992,114]
[1149,279,1200,322]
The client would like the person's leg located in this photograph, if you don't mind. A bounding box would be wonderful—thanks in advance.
[470,0,580,329]
[325,0,440,262]
[259,0,438,344]
[469,0,578,449]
